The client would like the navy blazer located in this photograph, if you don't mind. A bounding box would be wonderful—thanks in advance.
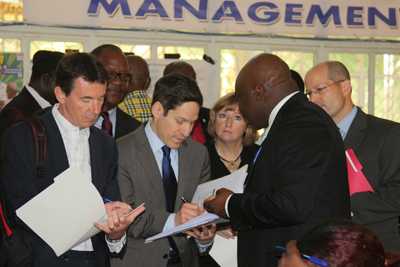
[228,93,351,267]
[0,109,121,267]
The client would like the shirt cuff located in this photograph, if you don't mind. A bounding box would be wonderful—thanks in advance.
[163,213,176,232]
[225,194,233,218]
[105,232,126,253]
[195,238,213,253]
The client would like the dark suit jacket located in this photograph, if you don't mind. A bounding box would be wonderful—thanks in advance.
[346,107,400,251]
[0,87,41,138]
[115,108,140,139]
[0,109,121,267]
[228,93,351,267]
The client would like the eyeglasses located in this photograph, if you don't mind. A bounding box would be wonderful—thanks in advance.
[216,112,243,123]
[306,79,346,97]
[107,72,132,84]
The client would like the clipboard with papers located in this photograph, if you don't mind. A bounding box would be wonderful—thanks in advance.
[145,165,248,243]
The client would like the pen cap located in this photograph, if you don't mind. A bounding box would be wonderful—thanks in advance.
[297,220,385,267]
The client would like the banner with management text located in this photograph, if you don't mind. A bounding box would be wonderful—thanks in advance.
[23,0,400,38]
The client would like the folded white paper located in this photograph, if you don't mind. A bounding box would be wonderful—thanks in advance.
[16,167,106,256]
[145,212,219,243]
[210,234,237,267]
[192,165,248,207]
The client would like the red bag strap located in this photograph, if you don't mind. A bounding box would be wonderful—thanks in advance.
[0,202,12,237]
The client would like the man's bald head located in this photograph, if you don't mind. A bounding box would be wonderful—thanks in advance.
[127,55,150,92]
[235,53,297,129]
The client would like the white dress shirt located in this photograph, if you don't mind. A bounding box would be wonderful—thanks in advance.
[26,85,51,109]
[52,104,125,252]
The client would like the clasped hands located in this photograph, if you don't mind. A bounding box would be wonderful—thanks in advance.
[175,202,216,243]
[95,201,145,240]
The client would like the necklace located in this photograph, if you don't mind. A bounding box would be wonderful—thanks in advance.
[216,146,243,169]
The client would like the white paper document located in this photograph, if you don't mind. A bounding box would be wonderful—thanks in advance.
[16,167,106,256]
[192,165,248,207]
[210,234,237,267]
[145,212,219,243]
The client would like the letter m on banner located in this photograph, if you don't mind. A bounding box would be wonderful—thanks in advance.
[87,0,132,16]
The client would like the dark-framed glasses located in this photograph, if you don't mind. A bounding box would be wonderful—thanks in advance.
[306,79,346,97]
[107,72,132,84]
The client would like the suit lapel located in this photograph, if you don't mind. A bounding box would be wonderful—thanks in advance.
[89,129,103,189]
[136,126,166,204]
[176,142,189,209]
[41,110,69,177]
[344,108,367,150]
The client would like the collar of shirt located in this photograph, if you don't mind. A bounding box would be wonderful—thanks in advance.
[144,120,179,179]
[52,104,90,139]
[26,84,51,109]
[256,91,299,145]
[94,107,117,136]
[337,106,358,140]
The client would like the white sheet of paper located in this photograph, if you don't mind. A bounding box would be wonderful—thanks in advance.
[191,165,248,207]
[16,167,106,256]
[145,212,219,243]
[210,234,237,267]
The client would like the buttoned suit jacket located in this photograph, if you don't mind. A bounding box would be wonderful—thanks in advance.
[0,109,121,267]
[345,107,400,251]
[115,107,141,140]
[112,124,211,267]
[228,93,351,267]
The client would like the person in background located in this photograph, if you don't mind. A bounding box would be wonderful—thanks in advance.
[305,61,400,251]
[163,61,211,144]
[5,82,17,105]
[0,52,144,267]
[118,55,152,122]
[0,50,64,137]
[278,221,386,267]
[207,92,258,179]
[91,45,140,139]
[290,69,305,93]
[201,92,258,267]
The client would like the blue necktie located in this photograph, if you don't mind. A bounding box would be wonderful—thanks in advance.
[161,146,180,258]
[161,145,177,213]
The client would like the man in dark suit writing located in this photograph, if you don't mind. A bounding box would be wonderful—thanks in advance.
[0,53,144,267]
[204,54,351,267]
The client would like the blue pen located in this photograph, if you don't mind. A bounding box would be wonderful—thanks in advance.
[275,245,328,267]
[103,197,112,203]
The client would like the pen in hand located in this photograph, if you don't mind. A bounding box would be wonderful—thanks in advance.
[275,245,328,267]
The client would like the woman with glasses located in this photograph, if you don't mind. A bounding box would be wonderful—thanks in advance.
[206,93,258,179]
[200,93,258,267]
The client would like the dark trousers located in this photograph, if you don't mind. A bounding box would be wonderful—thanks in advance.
[34,251,96,267]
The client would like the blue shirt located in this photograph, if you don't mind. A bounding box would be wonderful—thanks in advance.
[337,106,358,140]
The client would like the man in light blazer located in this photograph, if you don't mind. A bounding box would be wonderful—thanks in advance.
[112,73,216,267]
[305,61,400,251]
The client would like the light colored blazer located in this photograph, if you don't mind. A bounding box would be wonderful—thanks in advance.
[111,125,210,267]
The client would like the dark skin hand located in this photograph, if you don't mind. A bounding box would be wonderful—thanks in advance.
[203,188,233,218]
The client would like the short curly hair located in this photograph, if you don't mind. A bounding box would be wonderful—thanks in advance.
[207,93,256,146]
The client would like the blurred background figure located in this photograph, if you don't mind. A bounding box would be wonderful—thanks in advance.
[290,69,305,93]
[92,44,140,139]
[119,55,152,122]
[5,82,17,105]
[0,50,64,137]
[163,61,211,144]
[207,92,258,178]
[278,220,387,267]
